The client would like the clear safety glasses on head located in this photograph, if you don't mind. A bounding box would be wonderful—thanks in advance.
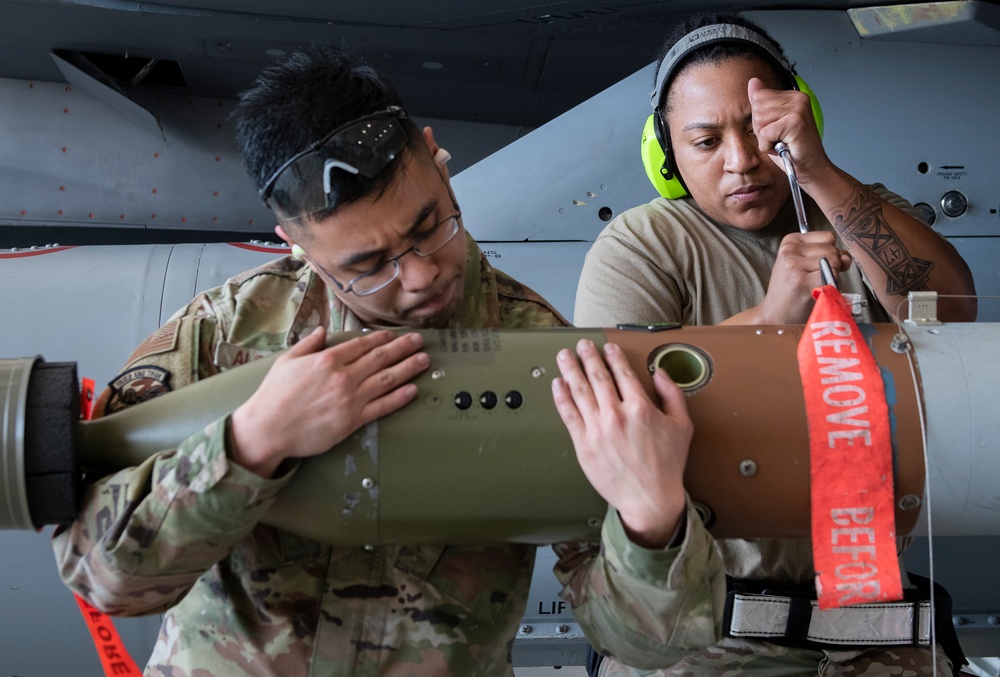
[260,105,410,222]
[312,213,462,297]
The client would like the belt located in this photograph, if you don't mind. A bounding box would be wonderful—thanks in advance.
[725,591,932,646]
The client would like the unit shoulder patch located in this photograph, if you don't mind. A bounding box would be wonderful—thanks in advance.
[104,365,172,414]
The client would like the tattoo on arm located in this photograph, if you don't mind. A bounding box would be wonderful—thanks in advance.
[834,185,932,295]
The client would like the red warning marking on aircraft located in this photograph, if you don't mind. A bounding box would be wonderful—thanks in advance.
[228,242,289,253]
[0,246,76,258]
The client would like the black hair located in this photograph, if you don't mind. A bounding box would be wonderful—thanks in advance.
[232,45,425,224]
[654,12,795,117]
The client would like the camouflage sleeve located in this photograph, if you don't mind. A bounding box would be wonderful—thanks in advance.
[553,497,725,668]
[52,415,297,616]
[52,283,297,616]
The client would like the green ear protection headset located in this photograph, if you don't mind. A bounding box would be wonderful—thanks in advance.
[641,23,825,199]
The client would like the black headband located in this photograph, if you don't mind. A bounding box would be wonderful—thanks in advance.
[650,23,793,110]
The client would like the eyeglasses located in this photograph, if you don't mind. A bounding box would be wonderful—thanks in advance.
[312,213,462,296]
[259,106,410,222]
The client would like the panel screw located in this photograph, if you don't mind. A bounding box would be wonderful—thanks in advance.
[431,369,445,380]
[739,459,758,477]
[586,517,602,529]
[952,615,967,626]
[890,334,911,354]
[361,478,376,489]
[988,615,1000,626]
[520,625,532,634]
[898,494,921,511]
[557,624,570,634]
[531,367,545,378]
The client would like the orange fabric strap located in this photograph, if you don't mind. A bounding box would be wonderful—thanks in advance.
[798,285,902,609]
[73,591,143,675]
[81,377,96,420]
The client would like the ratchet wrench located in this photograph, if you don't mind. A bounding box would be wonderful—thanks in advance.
[774,141,838,289]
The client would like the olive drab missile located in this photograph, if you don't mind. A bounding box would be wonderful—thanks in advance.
[3,320,998,545]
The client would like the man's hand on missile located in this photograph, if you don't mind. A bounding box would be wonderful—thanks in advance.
[552,339,693,549]
[230,327,430,478]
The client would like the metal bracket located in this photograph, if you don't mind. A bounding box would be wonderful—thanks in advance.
[904,291,941,326]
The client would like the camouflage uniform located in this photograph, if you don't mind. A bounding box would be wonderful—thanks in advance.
[53,234,725,676]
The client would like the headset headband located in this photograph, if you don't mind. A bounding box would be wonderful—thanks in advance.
[650,23,793,110]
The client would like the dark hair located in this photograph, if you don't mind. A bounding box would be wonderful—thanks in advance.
[232,45,425,223]
[655,12,795,117]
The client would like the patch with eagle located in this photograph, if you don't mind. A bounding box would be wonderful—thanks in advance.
[104,365,172,414]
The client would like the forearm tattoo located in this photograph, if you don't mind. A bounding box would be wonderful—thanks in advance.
[834,186,932,295]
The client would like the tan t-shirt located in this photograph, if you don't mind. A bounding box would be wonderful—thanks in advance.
[574,186,917,582]
[572,187,916,330]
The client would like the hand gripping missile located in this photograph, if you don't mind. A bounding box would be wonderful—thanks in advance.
[2,322,998,545]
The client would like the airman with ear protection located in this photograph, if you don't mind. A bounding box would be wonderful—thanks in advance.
[640,22,824,200]
[576,12,976,676]
[642,75,824,199]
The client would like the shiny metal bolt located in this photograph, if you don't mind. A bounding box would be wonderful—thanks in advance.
[520,625,532,634]
[556,624,570,634]
[952,615,967,626]
[361,478,375,489]
[531,367,545,378]
[739,459,758,477]
[890,334,911,354]
[431,369,445,380]
[988,615,1000,626]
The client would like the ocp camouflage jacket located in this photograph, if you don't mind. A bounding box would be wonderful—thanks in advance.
[53,235,724,676]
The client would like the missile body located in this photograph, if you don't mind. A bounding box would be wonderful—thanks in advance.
[3,323,998,544]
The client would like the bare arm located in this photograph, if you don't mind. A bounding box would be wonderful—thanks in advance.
[748,77,977,322]
[822,174,976,321]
